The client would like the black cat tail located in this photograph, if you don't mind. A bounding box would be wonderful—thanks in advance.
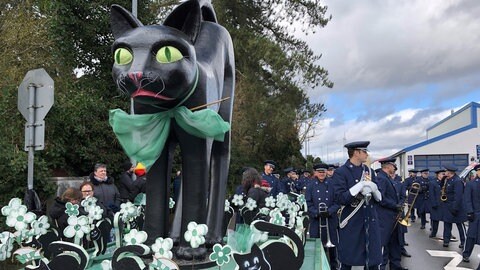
[252,220,304,262]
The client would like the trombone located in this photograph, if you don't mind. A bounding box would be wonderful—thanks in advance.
[318,202,335,248]
[396,183,421,227]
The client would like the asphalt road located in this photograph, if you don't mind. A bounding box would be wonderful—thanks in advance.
[401,215,479,270]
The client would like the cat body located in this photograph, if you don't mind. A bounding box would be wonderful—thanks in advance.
[110,0,234,259]
[233,221,305,270]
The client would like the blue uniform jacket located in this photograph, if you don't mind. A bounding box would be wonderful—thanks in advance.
[305,178,339,245]
[442,174,467,223]
[429,178,443,221]
[262,173,278,197]
[414,177,431,213]
[464,177,480,242]
[376,170,400,246]
[332,160,382,267]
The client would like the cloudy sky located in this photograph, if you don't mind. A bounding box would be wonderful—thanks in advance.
[300,0,480,164]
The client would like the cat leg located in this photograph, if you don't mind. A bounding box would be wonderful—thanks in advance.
[143,139,175,245]
[174,126,211,260]
[206,133,231,246]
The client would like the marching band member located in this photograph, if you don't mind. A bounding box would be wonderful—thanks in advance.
[306,163,339,269]
[462,164,480,262]
[404,169,419,223]
[415,169,431,229]
[441,165,467,248]
[327,164,336,178]
[428,169,445,238]
[262,160,279,196]
[332,141,383,270]
[377,158,408,270]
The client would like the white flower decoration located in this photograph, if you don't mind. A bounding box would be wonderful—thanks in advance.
[244,198,257,211]
[224,199,231,212]
[101,259,112,270]
[0,232,14,261]
[64,216,91,239]
[120,202,139,221]
[123,229,148,245]
[151,237,173,259]
[88,205,104,222]
[265,196,276,208]
[184,222,208,248]
[276,197,291,211]
[5,206,36,231]
[250,222,268,243]
[31,215,50,236]
[1,198,23,217]
[231,194,244,207]
[169,198,175,209]
[81,196,98,212]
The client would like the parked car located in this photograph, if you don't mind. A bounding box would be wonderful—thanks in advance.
[459,162,479,182]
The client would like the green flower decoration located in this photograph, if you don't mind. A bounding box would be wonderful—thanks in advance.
[65,202,79,217]
[209,243,232,266]
[296,194,306,206]
[14,248,41,264]
[269,209,285,226]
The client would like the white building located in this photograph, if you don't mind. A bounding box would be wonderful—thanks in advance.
[391,102,480,178]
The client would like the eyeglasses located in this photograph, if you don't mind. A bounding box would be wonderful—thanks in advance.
[81,190,93,193]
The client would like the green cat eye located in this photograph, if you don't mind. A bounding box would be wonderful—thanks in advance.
[114,48,133,65]
[156,46,183,63]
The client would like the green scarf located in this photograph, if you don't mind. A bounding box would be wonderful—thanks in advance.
[109,106,230,170]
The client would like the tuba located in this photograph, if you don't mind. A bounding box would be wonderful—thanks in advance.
[396,183,420,227]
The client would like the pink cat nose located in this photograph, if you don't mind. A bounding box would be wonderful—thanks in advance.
[128,72,143,82]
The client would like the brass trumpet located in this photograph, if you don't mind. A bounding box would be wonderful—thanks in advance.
[397,183,421,227]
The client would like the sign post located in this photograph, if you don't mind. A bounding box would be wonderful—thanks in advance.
[18,68,54,190]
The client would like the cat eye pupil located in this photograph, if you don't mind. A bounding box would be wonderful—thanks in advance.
[156,46,183,63]
[244,261,250,267]
[253,256,259,264]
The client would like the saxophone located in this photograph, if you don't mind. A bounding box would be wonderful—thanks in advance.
[440,177,448,202]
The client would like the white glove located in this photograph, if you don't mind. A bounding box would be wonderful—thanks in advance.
[362,181,382,202]
[363,181,378,193]
[349,181,365,196]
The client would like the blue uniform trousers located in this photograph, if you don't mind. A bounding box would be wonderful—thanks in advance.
[380,225,402,270]
[430,220,439,237]
[463,237,476,258]
[443,222,466,245]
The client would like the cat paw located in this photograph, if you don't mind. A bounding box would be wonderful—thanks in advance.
[175,246,207,260]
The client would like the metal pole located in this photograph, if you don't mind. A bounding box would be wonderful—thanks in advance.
[27,84,36,190]
[130,0,137,115]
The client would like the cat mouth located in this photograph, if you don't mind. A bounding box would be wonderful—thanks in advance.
[132,88,175,101]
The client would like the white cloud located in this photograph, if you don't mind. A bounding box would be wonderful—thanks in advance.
[299,0,480,165]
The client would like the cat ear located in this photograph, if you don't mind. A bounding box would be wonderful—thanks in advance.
[251,244,262,253]
[163,0,202,43]
[110,4,144,39]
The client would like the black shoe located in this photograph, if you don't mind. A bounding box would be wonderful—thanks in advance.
[451,236,457,240]
[429,234,436,238]
[401,251,412,257]
[411,219,416,223]
[425,220,429,223]
[463,257,470,262]
[404,242,409,246]
[443,243,449,247]
[459,243,464,249]
[420,225,425,229]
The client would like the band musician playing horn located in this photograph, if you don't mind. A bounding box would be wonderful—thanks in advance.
[428,169,446,238]
[332,141,382,270]
[306,163,340,269]
[376,158,408,270]
[441,165,467,248]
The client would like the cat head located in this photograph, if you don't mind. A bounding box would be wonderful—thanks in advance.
[110,3,202,109]
[233,244,270,270]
